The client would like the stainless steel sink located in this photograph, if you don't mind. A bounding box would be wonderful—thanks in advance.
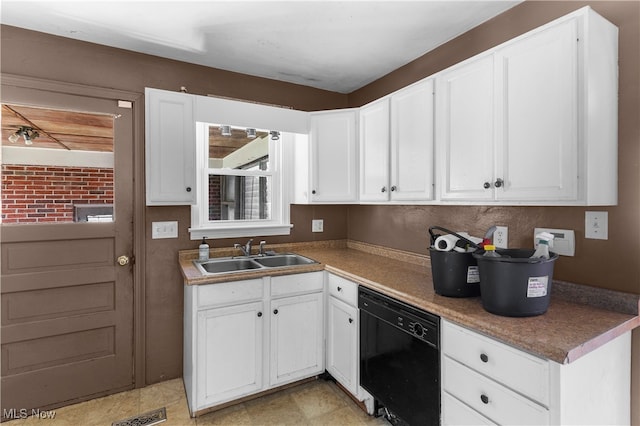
[194,253,317,275]
[194,257,263,275]
[253,253,317,268]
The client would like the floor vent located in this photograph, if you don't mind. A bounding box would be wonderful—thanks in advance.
[112,407,167,426]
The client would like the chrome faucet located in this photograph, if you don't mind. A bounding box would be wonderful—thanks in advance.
[234,239,253,256]
[258,240,267,256]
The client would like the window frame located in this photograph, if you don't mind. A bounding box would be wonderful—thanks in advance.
[189,122,293,240]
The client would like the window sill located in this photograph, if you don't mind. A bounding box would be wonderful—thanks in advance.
[189,223,293,240]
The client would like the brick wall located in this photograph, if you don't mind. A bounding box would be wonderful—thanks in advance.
[1,165,114,223]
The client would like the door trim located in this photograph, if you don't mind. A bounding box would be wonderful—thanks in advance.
[1,73,147,388]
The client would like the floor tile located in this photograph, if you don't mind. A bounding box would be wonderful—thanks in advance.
[4,378,389,426]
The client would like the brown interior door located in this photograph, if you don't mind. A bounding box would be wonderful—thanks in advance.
[1,82,136,414]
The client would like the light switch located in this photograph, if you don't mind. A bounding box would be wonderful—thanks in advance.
[152,221,178,239]
[585,211,608,240]
[534,228,575,256]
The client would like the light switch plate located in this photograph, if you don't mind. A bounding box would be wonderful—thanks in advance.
[585,211,608,240]
[534,228,575,256]
[312,219,324,233]
[152,221,178,239]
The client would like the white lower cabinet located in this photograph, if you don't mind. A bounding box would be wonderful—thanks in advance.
[325,273,374,410]
[196,301,264,408]
[327,296,358,395]
[441,319,632,425]
[184,272,324,415]
[270,291,324,386]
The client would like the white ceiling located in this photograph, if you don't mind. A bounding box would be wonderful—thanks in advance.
[0,1,522,93]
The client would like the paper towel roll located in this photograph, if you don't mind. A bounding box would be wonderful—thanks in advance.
[435,234,459,251]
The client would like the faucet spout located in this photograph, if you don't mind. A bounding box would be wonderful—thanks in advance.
[234,239,254,256]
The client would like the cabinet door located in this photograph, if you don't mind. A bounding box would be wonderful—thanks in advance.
[327,297,358,396]
[496,18,578,201]
[436,55,495,201]
[391,79,435,201]
[309,110,358,202]
[196,302,263,409]
[145,88,196,205]
[270,292,324,386]
[359,98,390,202]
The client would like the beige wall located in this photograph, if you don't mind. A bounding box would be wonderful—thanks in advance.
[2,1,638,420]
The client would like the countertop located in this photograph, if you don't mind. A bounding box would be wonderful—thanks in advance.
[179,240,640,365]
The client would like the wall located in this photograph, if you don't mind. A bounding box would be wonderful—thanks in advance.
[1,165,114,223]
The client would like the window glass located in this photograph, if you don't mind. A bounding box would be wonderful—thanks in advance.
[1,104,115,224]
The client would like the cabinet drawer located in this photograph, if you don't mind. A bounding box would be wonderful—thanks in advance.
[442,392,495,426]
[443,357,549,425]
[271,272,323,298]
[198,279,264,309]
[442,320,549,405]
[327,274,358,306]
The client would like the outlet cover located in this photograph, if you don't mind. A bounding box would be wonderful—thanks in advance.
[534,228,575,256]
[152,221,178,239]
[494,226,508,248]
[312,219,324,233]
[585,211,608,240]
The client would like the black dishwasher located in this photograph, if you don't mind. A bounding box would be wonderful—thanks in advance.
[359,286,440,425]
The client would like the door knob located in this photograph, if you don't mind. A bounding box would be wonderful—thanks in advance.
[117,255,130,266]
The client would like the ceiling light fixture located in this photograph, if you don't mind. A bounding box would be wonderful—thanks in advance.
[270,130,280,141]
[246,128,257,138]
[219,125,232,136]
[8,126,39,145]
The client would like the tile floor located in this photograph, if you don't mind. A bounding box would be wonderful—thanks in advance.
[8,378,390,425]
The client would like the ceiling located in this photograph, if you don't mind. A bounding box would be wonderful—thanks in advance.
[2,104,114,152]
[0,1,522,94]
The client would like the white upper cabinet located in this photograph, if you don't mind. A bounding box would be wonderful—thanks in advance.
[359,79,435,203]
[391,79,435,201]
[145,88,196,205]
[308,110,358,203]
[436,7,617,205]
[359,98,390,202]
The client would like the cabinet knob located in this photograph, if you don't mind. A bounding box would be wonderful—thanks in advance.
[312,190,317,195]
[257,312,262,317]
[273,309,278,315]
[381,186,387,193]
[186,187,192,192]
[480,394,490,404]
[494,178,504,188]
[348,318,353,324]
[480,353,489,363]
[391,185,397,192]
[337,286,342,292]
[483,182,491,189]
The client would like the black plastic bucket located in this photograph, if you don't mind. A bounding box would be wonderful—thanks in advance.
[430,248,481,297]
[473,249,558,317]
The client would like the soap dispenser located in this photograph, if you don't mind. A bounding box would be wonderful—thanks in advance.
[198,237,209,261]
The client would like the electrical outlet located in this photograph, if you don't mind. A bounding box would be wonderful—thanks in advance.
[494,226,508,248]
[585,211,608,240]
[312,219,324,233]
[152,221,178,239]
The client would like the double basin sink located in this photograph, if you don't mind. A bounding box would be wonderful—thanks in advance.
[194,253,318,276]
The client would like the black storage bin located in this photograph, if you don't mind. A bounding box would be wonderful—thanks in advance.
[430,248,480,297]
[473,249,558,317]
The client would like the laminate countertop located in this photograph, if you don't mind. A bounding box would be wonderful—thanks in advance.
[179,240,640,365]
